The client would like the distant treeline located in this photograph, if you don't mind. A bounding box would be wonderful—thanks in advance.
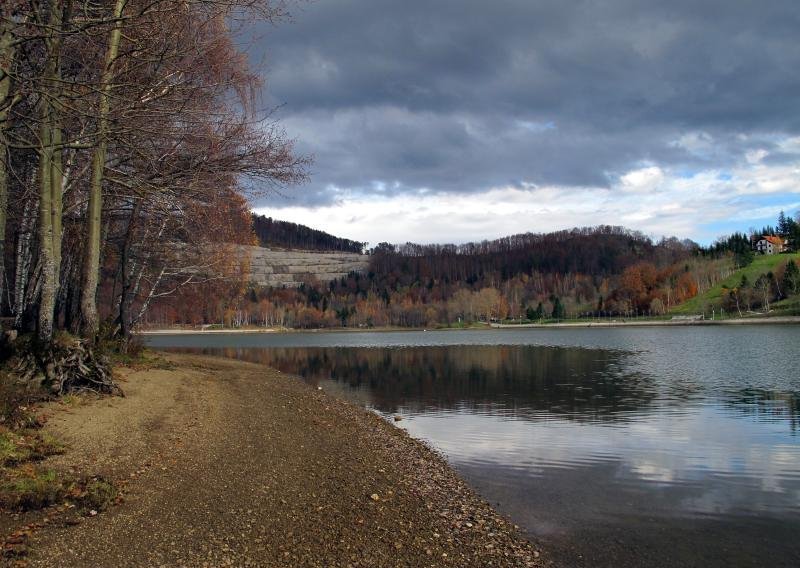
[252,215,366,253]
[369,226,695,284]
[139,212,800,330]
[149,225,729,329]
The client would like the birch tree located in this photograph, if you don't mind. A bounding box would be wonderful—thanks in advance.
[79,0,127,338]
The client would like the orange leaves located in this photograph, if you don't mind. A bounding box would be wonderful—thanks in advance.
[675,272,698,302]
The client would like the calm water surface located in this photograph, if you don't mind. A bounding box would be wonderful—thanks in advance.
[147,327,800,567]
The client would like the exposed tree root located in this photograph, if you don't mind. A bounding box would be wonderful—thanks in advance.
[10,335,122,397]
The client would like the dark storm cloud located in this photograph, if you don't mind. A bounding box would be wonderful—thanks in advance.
[247,0,800,206]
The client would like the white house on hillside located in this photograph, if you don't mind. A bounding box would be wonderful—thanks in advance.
[755,235,786,255]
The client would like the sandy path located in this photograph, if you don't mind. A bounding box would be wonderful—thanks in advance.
[20,354,542,567]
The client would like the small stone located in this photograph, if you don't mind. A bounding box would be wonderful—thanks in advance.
[370,494,380,501]
[393,416,402,422]
[89,510,98,517]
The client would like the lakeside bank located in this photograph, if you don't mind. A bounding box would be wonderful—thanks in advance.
[491,315,800,328]
[2,354,542,567]
[138,315,800,336]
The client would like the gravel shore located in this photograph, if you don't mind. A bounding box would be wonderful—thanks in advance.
[7,353,544,567]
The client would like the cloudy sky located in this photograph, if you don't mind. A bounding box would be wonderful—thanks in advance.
[248,0,800,246]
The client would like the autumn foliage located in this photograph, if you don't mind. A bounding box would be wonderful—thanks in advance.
[143,225,749,329]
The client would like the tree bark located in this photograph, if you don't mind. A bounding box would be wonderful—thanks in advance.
[80,0,126,339]
[36,0,65,346]
[0,20,17,317]
[13,196,36,329]
[37,101,56,344]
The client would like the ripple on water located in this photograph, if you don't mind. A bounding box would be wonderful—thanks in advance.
[151,326,800,567]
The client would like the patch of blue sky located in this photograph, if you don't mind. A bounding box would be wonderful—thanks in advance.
[674,168,697,179]
[701,220,750,238]
[516,120,556,132]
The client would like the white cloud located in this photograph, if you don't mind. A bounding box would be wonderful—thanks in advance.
[619,166,665,193]
[671,131,714,157]
[745,148,769,164]
[257,149,800,245]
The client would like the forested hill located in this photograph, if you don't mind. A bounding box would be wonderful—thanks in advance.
[154,221,800,328]
[252,215,366,254]
[370,226,695,283]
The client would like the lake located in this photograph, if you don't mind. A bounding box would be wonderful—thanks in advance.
[145,326,800,567]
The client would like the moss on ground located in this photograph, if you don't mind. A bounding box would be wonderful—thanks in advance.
[0,467,65,511]
[0,369,118,516]
[77,478,118,512]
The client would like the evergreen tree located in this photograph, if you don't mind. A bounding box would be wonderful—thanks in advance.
[778,211,789,235]
[551,297,566,319]
[787,216,800,252]
[783,260,800,296]
[735,247,754,268]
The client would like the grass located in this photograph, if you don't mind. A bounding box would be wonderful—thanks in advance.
[670,252,800,316]
[434,321,489,330]
[0,462,117,512]
[0,429,64,466]
[0,425,68,511]
[0,467,66,511]
[770,295,800,316]
[0,366,119,514]
[78,478,118,512]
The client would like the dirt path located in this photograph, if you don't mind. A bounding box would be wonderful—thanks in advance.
[17,354,542,567]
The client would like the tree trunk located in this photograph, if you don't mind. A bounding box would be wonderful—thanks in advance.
[37,107,56,344]
[36,0,65,347]
[80,0,126,339]
[13,196,36,329]
[0,21,17,317]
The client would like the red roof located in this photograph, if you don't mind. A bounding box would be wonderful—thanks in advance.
[763,236,784,246]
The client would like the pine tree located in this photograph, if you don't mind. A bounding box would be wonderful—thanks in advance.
[778,211,790,236]
[551,297,566,319]
[783,260,800,296]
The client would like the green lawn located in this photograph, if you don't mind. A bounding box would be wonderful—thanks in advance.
[770,295,800,316]
[670,252,800,316]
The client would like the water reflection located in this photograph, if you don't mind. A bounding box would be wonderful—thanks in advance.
[178,345,660,422]
[721,388,800,431]
[171,343,800,429]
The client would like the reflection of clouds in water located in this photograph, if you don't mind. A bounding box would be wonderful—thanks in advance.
[629,459,676,484]
[401,407,800,517]
[157,325,800,523]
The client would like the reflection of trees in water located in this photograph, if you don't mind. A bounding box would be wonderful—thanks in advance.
[721,388,800,433]
[175,345,659,422]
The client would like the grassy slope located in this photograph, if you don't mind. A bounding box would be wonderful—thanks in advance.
[670,252,800,316]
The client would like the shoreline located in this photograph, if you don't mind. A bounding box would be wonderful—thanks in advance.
[491,315,800,328]
[7,353,542,567]
[137,315,800,335]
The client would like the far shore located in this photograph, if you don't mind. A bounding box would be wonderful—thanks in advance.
[491,315,800,328]
[137,315,800,335]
